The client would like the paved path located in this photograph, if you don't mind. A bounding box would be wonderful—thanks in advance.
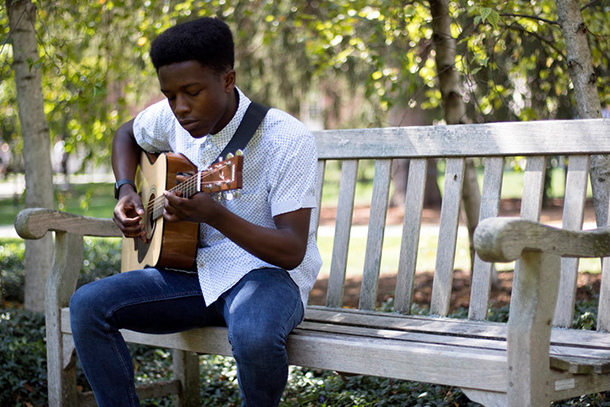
[0,225,18,238]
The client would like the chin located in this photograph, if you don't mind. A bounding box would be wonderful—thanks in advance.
[183,126,208,138]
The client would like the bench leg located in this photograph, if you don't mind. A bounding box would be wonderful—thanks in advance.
[46,334,78,407]
[173,349,201,407]
[46,232,83,407]
[507,251,560,407]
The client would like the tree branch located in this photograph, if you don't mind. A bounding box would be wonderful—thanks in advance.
[505,21,566,60]
[580,0,600,12]
[499,13,559,26]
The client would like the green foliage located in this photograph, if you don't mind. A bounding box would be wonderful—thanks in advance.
[0,239,25,304]
[0,309,47,407]
[0,237,121,305]
[282,368,477,406]
[77,236,122,286]
[2,0,608,174]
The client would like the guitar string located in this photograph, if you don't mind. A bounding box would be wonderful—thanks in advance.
[147,166,223,217]
[145,164,234,220]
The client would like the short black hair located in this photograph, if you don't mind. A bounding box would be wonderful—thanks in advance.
[149,17,234,73]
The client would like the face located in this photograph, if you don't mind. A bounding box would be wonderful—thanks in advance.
[158,60,237,138]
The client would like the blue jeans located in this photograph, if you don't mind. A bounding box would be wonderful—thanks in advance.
[70,267,304,407]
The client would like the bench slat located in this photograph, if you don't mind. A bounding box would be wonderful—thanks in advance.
[599,253,610,331]
[299,321,610,363]
[312,160,326,234]
[63,306,610,364]
[469,157,504,320]
[555,155,590,327]
[305,307,610,349]
[520,156,546,221]
[359,159,392,310]
[431,158,465,316]
[394,158,428,314]
[313,119,610,159]
[327,159,358,307]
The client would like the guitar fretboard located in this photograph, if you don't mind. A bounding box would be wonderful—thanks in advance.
[146,156,242,222]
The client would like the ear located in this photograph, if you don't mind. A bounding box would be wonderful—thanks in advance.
[223,69,236,94]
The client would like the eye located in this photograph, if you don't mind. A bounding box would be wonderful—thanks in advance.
[187,90,201,97]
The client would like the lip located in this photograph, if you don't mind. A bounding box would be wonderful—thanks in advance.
[178,119,200,133]
[179,118,197,128]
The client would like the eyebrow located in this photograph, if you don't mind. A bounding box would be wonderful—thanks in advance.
[160,82,201,94]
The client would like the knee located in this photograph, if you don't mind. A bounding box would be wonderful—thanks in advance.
[70,283,108,331]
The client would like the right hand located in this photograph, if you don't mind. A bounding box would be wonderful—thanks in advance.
[113,189,147,241]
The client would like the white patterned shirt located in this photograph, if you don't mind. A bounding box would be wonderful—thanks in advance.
[132,88,322,307]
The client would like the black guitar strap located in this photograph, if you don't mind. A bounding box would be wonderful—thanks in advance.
[216,102,270,161]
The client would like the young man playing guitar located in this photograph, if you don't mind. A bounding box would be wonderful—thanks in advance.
[70,17,321,407]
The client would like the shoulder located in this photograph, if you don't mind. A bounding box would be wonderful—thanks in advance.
[134,99,174,127]
[259,108,316,150]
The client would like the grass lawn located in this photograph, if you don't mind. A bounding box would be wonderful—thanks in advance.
[0,181,115,226]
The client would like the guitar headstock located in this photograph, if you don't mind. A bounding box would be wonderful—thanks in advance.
[200,155,244,193]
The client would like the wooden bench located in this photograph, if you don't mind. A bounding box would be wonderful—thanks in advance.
[15,118,610,407]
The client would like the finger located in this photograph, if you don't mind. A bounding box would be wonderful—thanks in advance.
[163,190,184,204]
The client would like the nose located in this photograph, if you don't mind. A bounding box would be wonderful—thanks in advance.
[173,94,190,117]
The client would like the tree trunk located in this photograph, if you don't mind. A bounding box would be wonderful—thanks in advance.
[556,0,606,226]
[7,0,54,312]
[429,0,481,269]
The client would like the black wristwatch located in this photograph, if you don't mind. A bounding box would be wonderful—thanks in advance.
[114,179,137,199]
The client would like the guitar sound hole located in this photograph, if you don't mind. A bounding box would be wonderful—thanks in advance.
[145,194,157,239]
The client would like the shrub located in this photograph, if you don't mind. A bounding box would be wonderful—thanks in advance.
[0,237,122,305]
[0,239,25,304]
[0,309,47,407]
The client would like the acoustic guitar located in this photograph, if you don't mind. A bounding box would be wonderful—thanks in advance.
[121,151,243,272]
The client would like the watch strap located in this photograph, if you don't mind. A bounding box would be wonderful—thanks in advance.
[114,178,137,199]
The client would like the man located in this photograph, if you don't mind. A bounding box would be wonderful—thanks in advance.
[70,16,321,407]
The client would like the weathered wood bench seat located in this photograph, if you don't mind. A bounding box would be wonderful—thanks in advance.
[15,118,610,406]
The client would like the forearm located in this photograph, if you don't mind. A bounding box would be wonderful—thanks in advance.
[206,206,310,270]
[112,119,141,182]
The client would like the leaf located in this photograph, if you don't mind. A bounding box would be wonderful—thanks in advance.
[487,10,501,30]
[480,7,492,23]
[479,6,500,30]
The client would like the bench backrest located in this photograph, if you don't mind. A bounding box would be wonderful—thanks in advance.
[311,118,610,328]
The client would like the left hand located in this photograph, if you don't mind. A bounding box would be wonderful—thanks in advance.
[162,190,218,223]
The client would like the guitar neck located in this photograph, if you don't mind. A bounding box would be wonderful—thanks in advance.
[147,155,243,222]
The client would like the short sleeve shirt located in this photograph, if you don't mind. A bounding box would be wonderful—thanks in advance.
[132,88,322,306]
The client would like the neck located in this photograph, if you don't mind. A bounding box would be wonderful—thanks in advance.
[211,88,239,135]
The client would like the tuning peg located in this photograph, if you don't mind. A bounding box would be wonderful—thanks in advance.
[235,149,243,156]
[225,152,234,160]
[233,190,242,199]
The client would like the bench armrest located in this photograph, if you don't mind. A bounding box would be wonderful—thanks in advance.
[474,217,610,263]
[14,208,122,239]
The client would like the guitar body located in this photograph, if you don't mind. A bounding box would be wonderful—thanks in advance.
[121,152,199,272]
